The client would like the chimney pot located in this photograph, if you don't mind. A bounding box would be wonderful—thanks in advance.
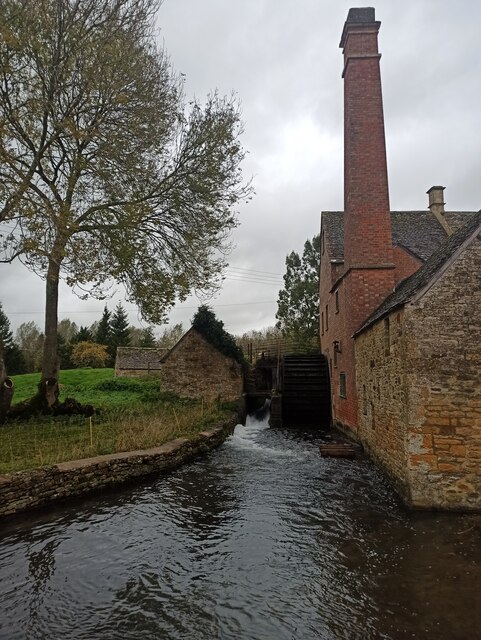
[427,186,453,236]
[427,185,446,212]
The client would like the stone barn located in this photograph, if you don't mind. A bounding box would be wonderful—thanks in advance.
[157,327,244,402]
[319,7,481,510]
[115,347,167,377]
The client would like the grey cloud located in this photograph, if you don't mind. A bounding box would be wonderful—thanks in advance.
[1,0,480,337]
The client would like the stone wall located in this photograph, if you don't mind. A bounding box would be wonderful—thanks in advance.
[404,236,481,509]
[355,236,481,510]
[0,418,237,518]
[159,329,243,402]
[355,309,410,497]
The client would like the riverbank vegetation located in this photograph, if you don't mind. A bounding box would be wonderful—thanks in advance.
[0,369,233,474]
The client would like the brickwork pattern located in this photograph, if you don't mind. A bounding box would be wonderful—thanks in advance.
[393,245,423,285]
[320,14,396,433]
[159,329,243,402]
[342,23,394,269]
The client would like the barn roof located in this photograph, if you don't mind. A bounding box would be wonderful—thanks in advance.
[354,209,481,335]
[160,327,215,360]
[321,210,476,262]
[115,347,168,370]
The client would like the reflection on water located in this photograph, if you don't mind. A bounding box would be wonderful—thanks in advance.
[0,414,480,640]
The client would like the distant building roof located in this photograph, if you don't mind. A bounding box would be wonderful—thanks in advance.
[354,210,481,335]
[321,210,477,262]
[115,347,168,371]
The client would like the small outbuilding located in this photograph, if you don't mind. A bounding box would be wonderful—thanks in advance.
[157,327,243,402]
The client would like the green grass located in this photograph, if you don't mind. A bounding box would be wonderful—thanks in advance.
[1,369,233,473]
[10,368,165,408]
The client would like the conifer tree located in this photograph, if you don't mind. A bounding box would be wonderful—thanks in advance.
[139,326,156,348]
[0,303,14,351]
[73,326,94,344]
[109,303,131,362]
[96,306,112,346]
[0,304,26,375]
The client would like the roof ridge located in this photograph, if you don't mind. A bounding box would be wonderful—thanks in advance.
[355,210,481,335]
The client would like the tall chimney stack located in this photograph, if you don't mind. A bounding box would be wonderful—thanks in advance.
[341,8,395,272]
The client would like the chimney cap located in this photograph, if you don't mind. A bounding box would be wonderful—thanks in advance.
[346,7,376,24]
[426,185,445,194]
[340,8,379,48]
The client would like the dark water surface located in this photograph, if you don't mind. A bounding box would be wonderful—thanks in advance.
[1,416,480,640]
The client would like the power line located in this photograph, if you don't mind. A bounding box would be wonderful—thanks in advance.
[227,266,284,276]
[225,271,282,281]
[224,276,282,286]
[4,300,278,315]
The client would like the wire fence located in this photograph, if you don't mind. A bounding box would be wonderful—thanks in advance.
[0,401,218,474]
[0,414,114,473]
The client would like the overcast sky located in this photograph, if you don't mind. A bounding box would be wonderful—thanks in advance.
[2,0,481,338]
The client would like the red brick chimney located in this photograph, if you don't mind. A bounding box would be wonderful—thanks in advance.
[332,8,396,431]
[341,8,395,276]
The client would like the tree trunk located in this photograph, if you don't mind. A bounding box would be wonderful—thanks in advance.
[40,254,61,409]
[0,344,14,424]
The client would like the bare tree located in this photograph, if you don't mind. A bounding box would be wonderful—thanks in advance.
[0,0,251,407]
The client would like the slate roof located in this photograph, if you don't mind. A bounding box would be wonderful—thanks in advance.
[116,347,168,370]
[321,210,477,262]
[354,209,481,335]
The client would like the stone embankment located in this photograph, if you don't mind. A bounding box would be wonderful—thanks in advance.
[0,417,237,518]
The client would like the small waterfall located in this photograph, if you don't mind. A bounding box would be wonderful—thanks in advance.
[252,398,271,422]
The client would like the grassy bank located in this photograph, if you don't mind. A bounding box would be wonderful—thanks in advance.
[1,369,234,474]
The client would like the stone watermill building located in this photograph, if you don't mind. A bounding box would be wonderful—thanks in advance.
[320,8,481,509]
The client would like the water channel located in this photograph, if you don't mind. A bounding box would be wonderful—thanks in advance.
[1,414,480,640]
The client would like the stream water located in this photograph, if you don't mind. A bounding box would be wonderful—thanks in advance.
[0,414,480,640]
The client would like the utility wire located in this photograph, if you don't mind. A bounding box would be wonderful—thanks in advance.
[5,300,278,315]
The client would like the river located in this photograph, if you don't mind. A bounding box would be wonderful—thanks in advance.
[0,414,480,640]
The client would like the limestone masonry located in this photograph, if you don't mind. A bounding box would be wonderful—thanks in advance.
[320,7,481,510]
[115,328,244,403]
[157,328,243,402]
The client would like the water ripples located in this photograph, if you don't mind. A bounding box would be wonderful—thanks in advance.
[1,415,481,639]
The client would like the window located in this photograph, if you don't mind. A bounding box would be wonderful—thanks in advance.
[321,231,325,255]
[321,312,324,335]
[335,290,339,313]
[325,304,329,331]
[339,372,346,398]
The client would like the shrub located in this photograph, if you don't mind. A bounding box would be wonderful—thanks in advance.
[71,342,109,368]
